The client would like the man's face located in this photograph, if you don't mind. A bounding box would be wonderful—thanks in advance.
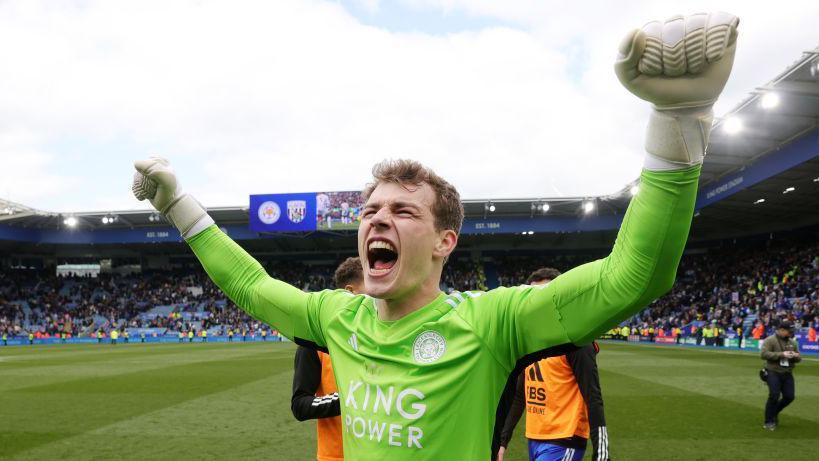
[777,327,791,338]
[358,181,456,301]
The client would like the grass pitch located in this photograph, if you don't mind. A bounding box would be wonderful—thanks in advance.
[0,342,816,460]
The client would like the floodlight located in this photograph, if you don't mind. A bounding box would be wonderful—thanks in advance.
[760,93,779,109]
[583,201,595,214]
[527,231,534,235]
[541,203,550,213]
[723,117,743,134]
[101,217,109,224]
[489,204,496,212]
[64,216,78,227]
[630,185,639,196]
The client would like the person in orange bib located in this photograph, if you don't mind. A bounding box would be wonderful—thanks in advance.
[752,322,765,340]
[497,268,610,461]
[291,257,363,461]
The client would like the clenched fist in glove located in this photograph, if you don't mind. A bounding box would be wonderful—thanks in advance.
[132,157,214,239]
[615,12,739,169]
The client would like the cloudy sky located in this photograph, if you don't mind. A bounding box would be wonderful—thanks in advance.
[1,0,817,212]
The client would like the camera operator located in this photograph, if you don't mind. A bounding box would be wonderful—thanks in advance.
[760,320,801,430]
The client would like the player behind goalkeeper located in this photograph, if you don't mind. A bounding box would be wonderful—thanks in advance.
[497,268,609,461]
[131,13,739,459]
[291,257,364,461]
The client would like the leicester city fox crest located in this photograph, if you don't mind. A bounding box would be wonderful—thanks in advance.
[287,200,307,223]
[258,201,281,225]
[412,331,446,364]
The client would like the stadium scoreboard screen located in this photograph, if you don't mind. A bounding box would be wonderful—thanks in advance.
[250,191,365,232]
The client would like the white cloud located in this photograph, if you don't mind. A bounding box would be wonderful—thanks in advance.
[403,0,819,115]
[0,0,816,211]
[0,127,78,205]
[350,0,382,14]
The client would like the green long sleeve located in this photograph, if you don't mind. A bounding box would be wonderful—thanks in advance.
[186,227,335,347]
[460,166,700,365]
[552,166,700,344]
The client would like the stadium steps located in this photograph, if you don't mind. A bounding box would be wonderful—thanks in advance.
[58,280,76,297]
[17,301,32,324]
[91,315,109,331]
[146,305,175,317]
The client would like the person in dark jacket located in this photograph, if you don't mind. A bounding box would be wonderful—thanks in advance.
[495,268,610,461]
[760,320,801,430]
[291,257,363,461]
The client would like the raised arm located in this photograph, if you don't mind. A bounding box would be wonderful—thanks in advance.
[542,164,700,345]
[551,12,739,346]
[131,157,330,346]
[187,225,327,345]
[464,13,740,364]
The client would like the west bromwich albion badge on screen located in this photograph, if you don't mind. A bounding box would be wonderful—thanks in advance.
[287,200,307,224]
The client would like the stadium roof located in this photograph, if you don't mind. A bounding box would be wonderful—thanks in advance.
[705,47,819,183]
[693,45,819,238]
[1,46,818,242]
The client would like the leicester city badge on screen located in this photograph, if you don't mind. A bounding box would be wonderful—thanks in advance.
[249,193,317,232]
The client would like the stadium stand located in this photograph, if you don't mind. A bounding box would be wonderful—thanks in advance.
[490,240,819,341]
[621,238,819,343]
[3,237,817,347]
[0,262,337,341]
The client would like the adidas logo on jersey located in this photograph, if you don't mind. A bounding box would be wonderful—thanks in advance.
[348,333,359,352]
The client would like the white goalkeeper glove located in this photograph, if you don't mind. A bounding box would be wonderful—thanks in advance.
[132,157,214,239]
[615,12,739,169]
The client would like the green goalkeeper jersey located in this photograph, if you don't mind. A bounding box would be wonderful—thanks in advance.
[187,167,699,459]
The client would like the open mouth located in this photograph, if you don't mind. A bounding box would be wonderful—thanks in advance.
[367,240,398,275]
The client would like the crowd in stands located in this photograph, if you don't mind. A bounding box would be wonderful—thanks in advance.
[631,240,819,340]
[441,259,488,292]
[3,239,818,343]
[494,253,600,287]
[493,241,819,341]
[0,261,336,340]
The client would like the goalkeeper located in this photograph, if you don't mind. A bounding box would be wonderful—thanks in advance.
[131,13,738,460]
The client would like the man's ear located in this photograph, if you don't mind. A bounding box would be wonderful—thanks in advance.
[345,281,364,295]
[433,229,458,260]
